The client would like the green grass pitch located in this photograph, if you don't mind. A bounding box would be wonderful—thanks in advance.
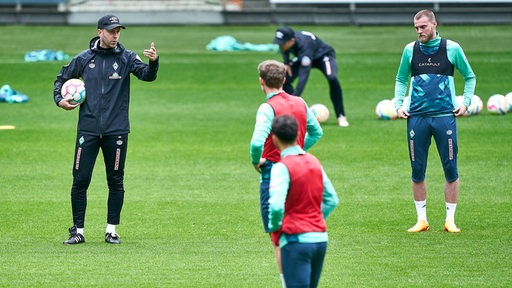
[0,24,511,287]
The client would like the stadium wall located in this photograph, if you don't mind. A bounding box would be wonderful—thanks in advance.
[0,0,67,24]
[224,0,512,25]
[0,0,511,25]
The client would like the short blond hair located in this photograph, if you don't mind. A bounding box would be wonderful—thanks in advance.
[414,9,436,23]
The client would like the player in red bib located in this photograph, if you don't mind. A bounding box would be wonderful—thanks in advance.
[268,115,339,288]
[250,60,323,287]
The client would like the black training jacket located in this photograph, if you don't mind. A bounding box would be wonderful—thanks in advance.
[54,36,159,136]
[280,31,335,96]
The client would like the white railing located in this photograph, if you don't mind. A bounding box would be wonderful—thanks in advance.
[68,0,224,12]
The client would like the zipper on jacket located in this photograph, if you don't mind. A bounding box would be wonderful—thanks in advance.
[99,56,105,138]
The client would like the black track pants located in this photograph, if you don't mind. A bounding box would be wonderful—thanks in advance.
[70,134,128,228]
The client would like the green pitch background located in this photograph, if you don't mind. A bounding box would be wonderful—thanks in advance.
[0,24,511,287]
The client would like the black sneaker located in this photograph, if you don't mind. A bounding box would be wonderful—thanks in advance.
[105,232,121,244]
[63,226,85,245]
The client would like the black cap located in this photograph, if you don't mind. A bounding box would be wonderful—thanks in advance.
[97,14,125,30]
[273,27,294,45]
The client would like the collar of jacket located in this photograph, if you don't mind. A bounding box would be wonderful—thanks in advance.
[89,36,124,54]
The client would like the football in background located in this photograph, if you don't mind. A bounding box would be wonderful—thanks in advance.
[61,78,86,105]
[469,95,484,115]
[455,95,483,116]
[505,91,512,112]
[375,99,397,120]
[310,104,330,123]
[486,94,507,115]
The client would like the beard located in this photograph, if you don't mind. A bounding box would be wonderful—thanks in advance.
[418,31,435,43]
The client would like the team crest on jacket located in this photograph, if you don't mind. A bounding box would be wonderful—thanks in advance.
[109,72,122,79]
[109,62,122,79]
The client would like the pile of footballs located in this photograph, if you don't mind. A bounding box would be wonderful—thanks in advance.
[375,92,512,120]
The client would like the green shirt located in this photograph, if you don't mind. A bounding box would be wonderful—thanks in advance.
[394,33,476,114]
